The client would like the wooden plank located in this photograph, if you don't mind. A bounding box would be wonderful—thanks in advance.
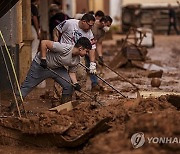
[49,101,80,112]
[140,91,180,98]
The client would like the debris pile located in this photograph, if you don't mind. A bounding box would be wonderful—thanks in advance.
[0,95,179,153]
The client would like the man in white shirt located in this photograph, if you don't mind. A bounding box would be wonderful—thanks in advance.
[53,13,103,91]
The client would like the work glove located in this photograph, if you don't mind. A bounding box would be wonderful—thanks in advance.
[98,56,104,66]
[74,83,81,92]
[89,62,97,74]
[40,59,47,69]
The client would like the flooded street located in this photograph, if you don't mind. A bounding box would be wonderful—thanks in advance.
[0,34,180,153]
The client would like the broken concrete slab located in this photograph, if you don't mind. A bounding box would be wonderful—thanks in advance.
[49,101,80,112]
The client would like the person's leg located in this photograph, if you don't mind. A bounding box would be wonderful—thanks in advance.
[167,23,171,35]
[52,67,73,105]
[31,26,40,60]
[9,61,49,112]
[19,60,49,98]
[173,22,179,35]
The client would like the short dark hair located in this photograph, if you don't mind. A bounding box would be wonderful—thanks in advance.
[75,37,92,50]
[100,15,113,23]
[95,10,104,17]
[105,15,113,23]
[81,13,95,22]
[88,11,94,15]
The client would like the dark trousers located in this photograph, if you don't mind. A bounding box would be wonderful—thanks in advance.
[84,55,98,86]
[19,60,73,98]
[167,22,179,35]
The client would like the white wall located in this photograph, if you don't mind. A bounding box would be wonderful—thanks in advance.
[110,0,122,25]
[63,0,76,18]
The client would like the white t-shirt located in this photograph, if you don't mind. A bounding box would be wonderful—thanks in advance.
[34,42,79,72]
[56,19,96,49]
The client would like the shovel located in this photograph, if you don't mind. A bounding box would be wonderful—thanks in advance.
[47,68,102,109]
[79,63,127,98]
[102,62,140,98]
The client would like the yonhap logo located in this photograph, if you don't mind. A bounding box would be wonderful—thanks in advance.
[131,132,145,148]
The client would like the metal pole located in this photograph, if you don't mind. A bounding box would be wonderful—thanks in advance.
[79,63,127,98]
[103,63,139,90]
[0,46,22,117]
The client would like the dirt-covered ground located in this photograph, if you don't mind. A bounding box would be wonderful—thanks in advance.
[0,34,180,153]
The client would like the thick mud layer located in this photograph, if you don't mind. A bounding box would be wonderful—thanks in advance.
[0,95,179,153]
[0,35,180,153]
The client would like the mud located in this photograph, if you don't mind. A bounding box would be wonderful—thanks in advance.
[0,35,180,153]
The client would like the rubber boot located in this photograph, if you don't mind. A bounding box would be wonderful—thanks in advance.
[51,98,61,108]
[61,94,72,104]
[91,83,104,92]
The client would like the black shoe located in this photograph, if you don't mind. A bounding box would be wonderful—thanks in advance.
[51,98,61,108]
[51,94,72,108]
[61,94,72,104]
[91,84,105,92]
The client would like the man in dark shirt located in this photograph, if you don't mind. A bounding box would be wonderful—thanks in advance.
[49,4,70,40]
[167,4,179,35]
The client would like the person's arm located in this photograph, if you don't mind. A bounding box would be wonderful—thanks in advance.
[96,42,103,57]
[53,20,68,42]
[53,28,60,42]
[96,42,104,65]
[39,40,53,69]
[89,49,96,62]
[69,72,81,91]
[40,40,53,59]
[32,15,41,39]
[88,36,97,73]
[69,72,78,84]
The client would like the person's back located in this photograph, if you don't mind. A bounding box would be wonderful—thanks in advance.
[92,20,106,42]
[49,12,70,40]
[169,8,176,21]
[55,14,95,48]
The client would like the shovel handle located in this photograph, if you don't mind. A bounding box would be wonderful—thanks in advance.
[47,67,100,103]
[79,63,127,98]
[103,63,139,90]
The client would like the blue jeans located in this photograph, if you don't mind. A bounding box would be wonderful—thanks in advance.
[85,55,98,86]
[19,60,73,98]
